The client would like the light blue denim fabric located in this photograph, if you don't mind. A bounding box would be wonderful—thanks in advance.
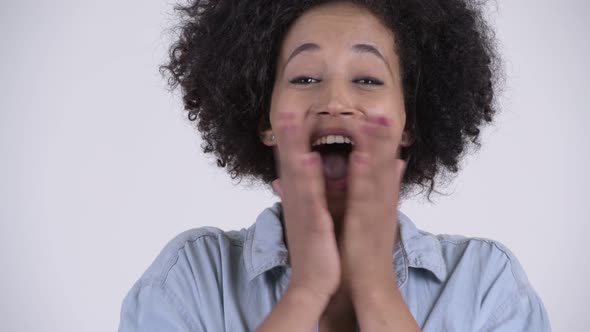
[118,202,551,331]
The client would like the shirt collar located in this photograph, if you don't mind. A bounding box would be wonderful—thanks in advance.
[243,202,447,287]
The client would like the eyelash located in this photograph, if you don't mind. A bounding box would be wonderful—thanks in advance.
[289,76,384,86]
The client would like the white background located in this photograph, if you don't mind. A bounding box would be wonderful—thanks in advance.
[1,0,588,331]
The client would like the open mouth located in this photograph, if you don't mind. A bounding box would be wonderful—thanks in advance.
[311,135,354,182]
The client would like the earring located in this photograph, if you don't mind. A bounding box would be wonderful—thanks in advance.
[270,134,275,141]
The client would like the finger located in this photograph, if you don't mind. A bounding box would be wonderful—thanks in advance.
[393,159,407,195]
[274,112,316,178]
[350,115,399,164]
[394,159,408,194]
[274,112,311,164]
[346,130,373,207]
[271,178,283,199]
[272,112,328,216]
[397,159,408,181]
[346,115,400,203]
[387,159,407,214]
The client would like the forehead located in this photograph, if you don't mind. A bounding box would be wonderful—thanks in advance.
[279,2,396,59]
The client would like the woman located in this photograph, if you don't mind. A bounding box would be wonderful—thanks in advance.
[119,0,551,331]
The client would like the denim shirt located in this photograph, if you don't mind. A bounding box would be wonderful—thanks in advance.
[118,202,551,331]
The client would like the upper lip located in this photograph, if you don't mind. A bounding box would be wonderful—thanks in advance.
[310,127,354,144]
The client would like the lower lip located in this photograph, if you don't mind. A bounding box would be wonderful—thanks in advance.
[325,177,347,192]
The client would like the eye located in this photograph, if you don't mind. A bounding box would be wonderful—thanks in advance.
[355,77,384,85]
[289,76,321,85]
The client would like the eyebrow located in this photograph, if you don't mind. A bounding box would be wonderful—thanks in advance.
[285,42,388,66]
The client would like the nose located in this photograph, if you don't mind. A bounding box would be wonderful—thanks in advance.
[314,107,356,117]
[312,98,358,118]
[310,83,363,119]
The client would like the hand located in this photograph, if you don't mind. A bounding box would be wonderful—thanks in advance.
[340,114,407,295]
[271,112,341,302]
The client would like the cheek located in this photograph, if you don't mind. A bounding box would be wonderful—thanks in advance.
[387,90,406,131]
[366,96,405,129]
[269,89,310,121]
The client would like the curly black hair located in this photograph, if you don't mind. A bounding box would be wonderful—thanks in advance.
[160,0,501,200]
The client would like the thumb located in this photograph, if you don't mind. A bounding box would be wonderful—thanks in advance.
[397,159,408,183]
[271,178,283,199]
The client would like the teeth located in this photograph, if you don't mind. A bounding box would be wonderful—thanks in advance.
[311,135,355,147]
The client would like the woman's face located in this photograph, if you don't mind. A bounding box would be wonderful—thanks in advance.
[262,2,411,217]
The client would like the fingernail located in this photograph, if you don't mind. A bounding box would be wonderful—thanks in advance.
[376,116,389,126]
[351,151,369,165]
[303,152,321,166]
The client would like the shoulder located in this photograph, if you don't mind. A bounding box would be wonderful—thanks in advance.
[119,226,248,330]
[426,232,550,330]
[432,234,529,287]
[433,232,531,289]
[138,226,247,284]
[119,226,243,330]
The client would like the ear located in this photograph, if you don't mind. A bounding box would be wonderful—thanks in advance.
[400,129,415,147]
[260,128,276,147]
[258,113,276,147]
